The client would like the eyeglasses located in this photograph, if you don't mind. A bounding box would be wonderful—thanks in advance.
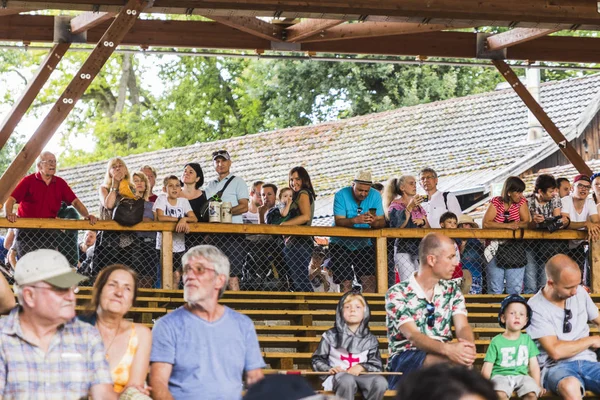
[41,160,57,165]
[563,308,572,334]
[183,264,217,276]
[425,302,435,328]
[29,285,79,295]
[212,150,229,157]
[578,184,591,191]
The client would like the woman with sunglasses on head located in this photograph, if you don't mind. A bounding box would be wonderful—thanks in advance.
[383,175,429,283]
[482,176,531,294]
[279,166,317,292]
[80,264,152,398]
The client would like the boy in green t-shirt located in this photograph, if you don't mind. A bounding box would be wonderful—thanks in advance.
[481,294,542,400]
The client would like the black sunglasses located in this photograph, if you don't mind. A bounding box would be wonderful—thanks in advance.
[212,150,228,157]
[357,207,363,214]
[563,308,572,334]
[503,210,511,223]
[426,302,435,328]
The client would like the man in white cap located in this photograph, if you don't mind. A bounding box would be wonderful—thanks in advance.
[330,171,385,293]
[0,249,115,399]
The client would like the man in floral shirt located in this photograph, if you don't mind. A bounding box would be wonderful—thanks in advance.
[386,232,476,389]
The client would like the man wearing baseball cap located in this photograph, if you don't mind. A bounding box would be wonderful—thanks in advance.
[204,149,249,291]
[0,249,116,399]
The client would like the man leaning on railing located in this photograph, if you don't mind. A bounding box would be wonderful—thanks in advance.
[4,151,97,260]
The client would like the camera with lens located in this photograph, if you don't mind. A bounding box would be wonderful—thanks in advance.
[537,215,564,233]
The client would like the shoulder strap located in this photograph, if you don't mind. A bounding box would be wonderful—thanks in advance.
[216,175,235,198]
[443,191,449,210]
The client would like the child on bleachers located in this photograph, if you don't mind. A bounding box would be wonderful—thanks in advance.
[481,294,542,400]
[154,175,197,287]
[439,212,472,293]
[266,187,294,225]
[457,214,485,294]
[311,291,387,400]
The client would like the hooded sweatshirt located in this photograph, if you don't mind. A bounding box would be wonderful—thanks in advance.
[311,292,383,386]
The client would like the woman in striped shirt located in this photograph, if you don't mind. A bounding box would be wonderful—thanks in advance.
[482,176,531,294]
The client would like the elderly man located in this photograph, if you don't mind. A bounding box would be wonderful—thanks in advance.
[386,233,476,389]
[204,150,249,291]
[330,171,385,293]
[4,151,97,259]
[150,245,265,400]
[0,249,115,399]
[527,254,600,399]
[419,167,462,229]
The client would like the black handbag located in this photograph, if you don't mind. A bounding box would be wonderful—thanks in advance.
[495,240,527,269]
[112,197,145,226]
[199,176,235,220]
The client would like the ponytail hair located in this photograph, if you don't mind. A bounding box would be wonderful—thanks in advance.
[383,177,403,219]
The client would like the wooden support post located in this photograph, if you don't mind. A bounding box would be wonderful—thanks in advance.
[492,59,593,176]
[0,0,147,207]
[591,239,600,293]
[0,43,70,151]
[161,231,174,290]
[375,236,388,294]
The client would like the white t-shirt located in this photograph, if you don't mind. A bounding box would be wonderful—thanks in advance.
[421,190,463,228]
[560,195,597,248]
[242,211,259,224]
[153,194,193,252]
[561,195,598,223]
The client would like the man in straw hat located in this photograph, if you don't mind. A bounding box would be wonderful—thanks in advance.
[330,171,385,293]
[0,249,115,399]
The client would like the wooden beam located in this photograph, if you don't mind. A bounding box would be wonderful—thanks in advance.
[203,16,284,42]
[70,11,116,34]
[0,0,146,207]
[3,0,600,26]
[0,43,70,151]
[492,59,592,176]
[2,17,600,63]
[486,28,560,51]
[298,21,473,43]
[286,19,345,42]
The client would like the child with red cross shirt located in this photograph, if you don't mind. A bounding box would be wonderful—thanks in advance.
[311,291,387,400]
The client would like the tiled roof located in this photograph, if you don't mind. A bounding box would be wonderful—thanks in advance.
[57,73,600,219]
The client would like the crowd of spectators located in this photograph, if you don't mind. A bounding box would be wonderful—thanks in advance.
[2,150,600,296]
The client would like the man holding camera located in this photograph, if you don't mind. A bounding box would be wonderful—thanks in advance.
[330,171,385,293]
[524,174,568,294]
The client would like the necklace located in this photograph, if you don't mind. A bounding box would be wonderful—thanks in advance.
[97,319,120,360]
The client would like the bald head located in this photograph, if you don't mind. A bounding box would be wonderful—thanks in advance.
[418,232,454,266]
[546,254,580,283]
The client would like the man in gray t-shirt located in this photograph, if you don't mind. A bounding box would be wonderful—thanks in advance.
[527,254,600,398]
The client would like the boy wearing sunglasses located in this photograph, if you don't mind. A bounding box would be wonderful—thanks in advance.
[482,294,542,399]
[526,254,600,398]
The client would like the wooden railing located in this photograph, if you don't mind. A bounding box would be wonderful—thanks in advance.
[0,219,593,293]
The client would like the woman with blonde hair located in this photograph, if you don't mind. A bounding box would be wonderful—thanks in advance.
[80,264,152,398]
[92,158,139,276]
[383,176,429,282]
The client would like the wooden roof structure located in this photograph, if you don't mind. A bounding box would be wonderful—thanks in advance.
[0,0,599,204]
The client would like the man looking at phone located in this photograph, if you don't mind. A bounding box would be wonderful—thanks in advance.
[419,168,462,229]
[330,171,385,293]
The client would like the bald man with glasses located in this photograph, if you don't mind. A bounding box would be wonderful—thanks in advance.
[527,254,600,399]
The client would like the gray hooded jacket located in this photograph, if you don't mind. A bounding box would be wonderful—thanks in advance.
[311,292,383,373]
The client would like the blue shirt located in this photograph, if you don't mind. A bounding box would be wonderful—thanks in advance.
[330,186,384,250]
[150,306,265,400]
[204,174,249,224]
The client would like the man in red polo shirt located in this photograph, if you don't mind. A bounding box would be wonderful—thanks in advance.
[4,151,97,259]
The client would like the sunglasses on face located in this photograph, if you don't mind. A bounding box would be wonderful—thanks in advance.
[563,308,572,334]
[426,302,435,328]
